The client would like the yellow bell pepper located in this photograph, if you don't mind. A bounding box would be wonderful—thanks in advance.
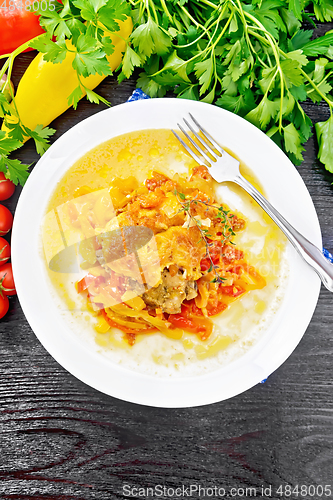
[3,16,132,137]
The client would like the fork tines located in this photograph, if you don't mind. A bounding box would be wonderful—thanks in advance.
[172,113,224,166]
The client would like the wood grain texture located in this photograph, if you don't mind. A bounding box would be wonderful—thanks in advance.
[0,47,333,500]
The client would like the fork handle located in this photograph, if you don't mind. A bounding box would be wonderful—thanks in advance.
[235,174,333,292]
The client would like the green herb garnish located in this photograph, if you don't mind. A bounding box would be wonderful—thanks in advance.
[174,190,238,283]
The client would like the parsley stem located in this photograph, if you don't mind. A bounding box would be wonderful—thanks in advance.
[237,7,285,129]
[162,5,234,79]
[0,33,44,83]
[179,5,202,28]
[232,4,267,68]
[160,0,173,24]
[264,68,279,98]
[233,0,253,62]
[148,0,159,23]
[299,68,333,109]
[176,4,228,49]
[295,100,306,122]
[197,0,220,10]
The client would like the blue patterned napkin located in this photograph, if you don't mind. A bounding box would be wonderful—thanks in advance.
[127,88,151,102]
[323,248,333,263]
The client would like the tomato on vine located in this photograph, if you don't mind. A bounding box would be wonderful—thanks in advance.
[0,262,16,296]
[0,0,45,56]
[0,237,10,264]
[0,173,15,201]
[0,205,13,235]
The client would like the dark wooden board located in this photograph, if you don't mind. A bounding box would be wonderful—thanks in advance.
[0,46,333,500]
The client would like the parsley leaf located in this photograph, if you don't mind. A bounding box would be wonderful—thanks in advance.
[99,0,130,31]
[283,123,305,160]
[72,34,111,77]
[0,157,30,186]
[131,18,172,59]
[30,35,68,64]
[0,134,30,186]
[0,93,13,119]
[194,58,214,95]
[291,29,313,50]
[245,96,279,129]
[67,85,84,109]
[302,32,333,56]
[216,90,256,117]
[122,45,143,78]
[27,125,56,156]
[0,132,22,155]
[315,115,333,173]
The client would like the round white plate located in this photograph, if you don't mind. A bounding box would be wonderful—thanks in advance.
[12,98,321,407]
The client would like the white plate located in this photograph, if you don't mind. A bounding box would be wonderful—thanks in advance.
[11,98,321,407]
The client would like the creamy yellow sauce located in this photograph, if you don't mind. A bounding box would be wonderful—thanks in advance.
[42,129,288,376]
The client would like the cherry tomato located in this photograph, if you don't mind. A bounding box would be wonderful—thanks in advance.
[0,1,45,56]
[0,205,13,235]
[0,237,10,264]
[0,173,15,200]
[0,293,9,319]
[0,263,16,295]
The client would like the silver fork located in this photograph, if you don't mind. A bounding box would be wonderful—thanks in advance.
[172,113,333,292]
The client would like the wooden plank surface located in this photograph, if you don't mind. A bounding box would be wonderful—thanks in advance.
[0,49,332,500]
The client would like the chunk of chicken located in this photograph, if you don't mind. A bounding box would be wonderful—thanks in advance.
[142,268,197,314]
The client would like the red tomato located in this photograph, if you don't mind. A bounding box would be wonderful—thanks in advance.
[0,293,9,319]
[0,237,10,264]
[168,314,206,333]
[0,173,15,200]
[0,205,13,235]
[0,0,45,55]
[0,262,16,295]
[200,240,222,272]
[183,299,227,318]
[220,285,245,297]
[76,273,105,293]
[206,301,228,316]
[222,245,244,263]
[168,312,212,339]
[200,254,219,272]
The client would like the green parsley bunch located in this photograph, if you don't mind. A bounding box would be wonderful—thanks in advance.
[120,0,333,172]
[2,0,333,187]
